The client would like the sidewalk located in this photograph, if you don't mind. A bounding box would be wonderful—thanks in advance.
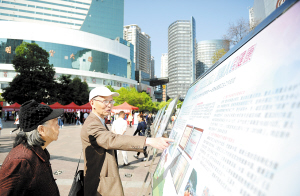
[0,120,161,196]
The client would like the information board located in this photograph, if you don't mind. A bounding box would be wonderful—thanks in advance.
[153,105,167,136]
[153,107,164,131]
[156,96,179,138]
[153,1,300,195]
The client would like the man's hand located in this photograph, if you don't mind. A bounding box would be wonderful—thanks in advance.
[145,137,174,150]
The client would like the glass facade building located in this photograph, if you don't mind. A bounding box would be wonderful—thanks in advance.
[196,39,229,79]
[167,17,196,99]
[0,0,137,92]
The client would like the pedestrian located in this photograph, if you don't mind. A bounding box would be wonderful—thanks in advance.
[76,111,82,125]
[0,100,63,195]
[58,114,64,129]
[10,112,20,134]
[111,111,130,166]
[81,86,173,196]
[72,112,76,124]
[63,112,67,125]
[171,114,176,128]
[128,113,133,127]
[133,114,148,161]
[146,113,153,137]
[83,112,89,123]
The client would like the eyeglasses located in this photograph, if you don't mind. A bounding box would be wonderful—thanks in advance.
[93,99,115,105]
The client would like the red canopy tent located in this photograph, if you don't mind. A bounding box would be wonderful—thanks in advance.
[63,102,80,112]
[112,102,139,114]
[49,102,64,109]
[62,102,92,113]
[2,103,21,111]
[80,103,92,112]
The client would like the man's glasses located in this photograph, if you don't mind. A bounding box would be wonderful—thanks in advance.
[93,99,115,105]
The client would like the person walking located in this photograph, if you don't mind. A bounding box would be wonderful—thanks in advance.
[83,112,89,123]
[133,114,148,161]
[80,86,173,196]
[10,112,20,134]
[58,114,64,129]
[76,111,82,125]
[128,113,133,127]
[146,113,153,137]
[111,111,130,166]
[0,100,63,195]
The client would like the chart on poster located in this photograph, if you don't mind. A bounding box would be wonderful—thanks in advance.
[153,1,300,195]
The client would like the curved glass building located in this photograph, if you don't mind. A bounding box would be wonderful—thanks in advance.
[196,39,229,78]
[0,0,137,92]
[167,17,196,99]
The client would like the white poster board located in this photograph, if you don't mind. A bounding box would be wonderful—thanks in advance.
[156,96,179,138]
[153,1,300,195]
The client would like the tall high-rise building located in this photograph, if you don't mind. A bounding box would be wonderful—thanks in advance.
[150,56,155,79]
[161,53,168,77]
[167,17,196,99]
[0,0,137,93]
[123,25,151,75]
[196,39,229,79]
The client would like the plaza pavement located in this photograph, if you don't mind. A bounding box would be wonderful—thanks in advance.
[0,120,163,196]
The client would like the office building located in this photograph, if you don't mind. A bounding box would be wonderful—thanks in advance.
[123,25,151,75]
[150,56,155,79]
[161,53,168,78]
[196,39,229,79]
[167,17,196,99]
[0,0,137,93]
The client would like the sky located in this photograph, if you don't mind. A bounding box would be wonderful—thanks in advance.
[124,0,254,77]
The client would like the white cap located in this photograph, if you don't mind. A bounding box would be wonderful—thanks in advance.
[89,86,120,101]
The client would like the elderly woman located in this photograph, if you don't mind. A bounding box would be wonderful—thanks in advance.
[0,100,63,196]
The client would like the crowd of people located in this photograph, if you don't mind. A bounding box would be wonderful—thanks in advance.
[0,86,173,196]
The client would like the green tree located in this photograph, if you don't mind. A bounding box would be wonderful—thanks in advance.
[69,77,89,105]
[158,99,182,110]
[211,48,227,64]
[177,100,183,109]
[2,42,57,104]
[114,87,156,112]
[55,75,89,105]
[56,75,73,105]
[106,85,116,92]
[0,93,5,102]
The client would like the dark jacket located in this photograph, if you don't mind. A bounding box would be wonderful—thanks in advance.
[146,116,153,126]
[133,121,147,136]
[0,144,60,196]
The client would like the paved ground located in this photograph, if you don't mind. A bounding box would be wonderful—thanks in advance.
[0,120,162,196]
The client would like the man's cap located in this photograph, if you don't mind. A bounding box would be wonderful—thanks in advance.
[89,86,119,101]
[19,100,64,132]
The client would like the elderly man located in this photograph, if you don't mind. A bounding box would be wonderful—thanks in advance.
[81,86,173,196]
[0,100,63,195]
